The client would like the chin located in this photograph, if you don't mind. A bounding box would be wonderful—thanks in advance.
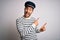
[25,16,30,18]
[24,14,30,18]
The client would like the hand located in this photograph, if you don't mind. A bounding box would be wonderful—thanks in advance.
[40,22,47,32]
[33,18,40,26]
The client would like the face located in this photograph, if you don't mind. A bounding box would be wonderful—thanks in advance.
[24,6,33,18]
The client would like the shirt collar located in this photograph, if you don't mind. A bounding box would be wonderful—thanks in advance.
[23,16,31,19]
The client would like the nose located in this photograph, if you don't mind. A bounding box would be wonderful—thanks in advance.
[27,9,29,13]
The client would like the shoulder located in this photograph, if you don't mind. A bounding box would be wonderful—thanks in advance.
[31,17,36,20]
[16,16,23,22]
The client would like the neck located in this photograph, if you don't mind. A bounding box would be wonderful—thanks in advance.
[23,15,31,19]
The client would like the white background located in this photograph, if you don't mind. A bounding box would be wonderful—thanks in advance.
[0,0,60,40]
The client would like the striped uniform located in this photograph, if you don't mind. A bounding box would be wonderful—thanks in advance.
[16,16,40,40]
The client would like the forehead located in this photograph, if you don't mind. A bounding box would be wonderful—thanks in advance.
[25,6,33,9]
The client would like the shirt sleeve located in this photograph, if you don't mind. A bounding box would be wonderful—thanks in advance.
[32,23,40,33]
[31,17,40,33]
[35,27,40,33]
[32,23,36,28]
[16,18,24,40]
[16,18,23,35]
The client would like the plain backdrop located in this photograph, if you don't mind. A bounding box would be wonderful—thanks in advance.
[0,0,60,40]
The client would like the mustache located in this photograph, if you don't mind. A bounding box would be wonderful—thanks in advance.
[25,12,31,15]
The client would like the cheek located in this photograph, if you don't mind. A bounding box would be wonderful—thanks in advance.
[24,9,27,13]
[29,9,33,13]
[30,11,33,14]
[25,9,27,12]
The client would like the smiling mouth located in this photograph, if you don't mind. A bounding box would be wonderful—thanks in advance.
[26,13,29,16]
[24,13,30,17]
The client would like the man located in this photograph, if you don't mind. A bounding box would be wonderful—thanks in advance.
[16,1,47,40]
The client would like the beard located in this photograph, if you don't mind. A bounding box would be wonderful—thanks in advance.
[24,12,31,18]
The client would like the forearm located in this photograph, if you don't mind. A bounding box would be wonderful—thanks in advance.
[32,24,40,33]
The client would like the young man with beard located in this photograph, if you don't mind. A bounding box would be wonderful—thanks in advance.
[16,1,47,40]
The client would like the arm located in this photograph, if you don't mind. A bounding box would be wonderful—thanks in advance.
[32,24,40,33]
[32,23,47,33]
[16,18,23,34]
[32,18,47,33]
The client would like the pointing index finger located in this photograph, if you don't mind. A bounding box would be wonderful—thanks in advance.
[43,22,47,26]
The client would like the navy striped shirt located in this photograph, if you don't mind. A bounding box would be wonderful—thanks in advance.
[16,16,40,40]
